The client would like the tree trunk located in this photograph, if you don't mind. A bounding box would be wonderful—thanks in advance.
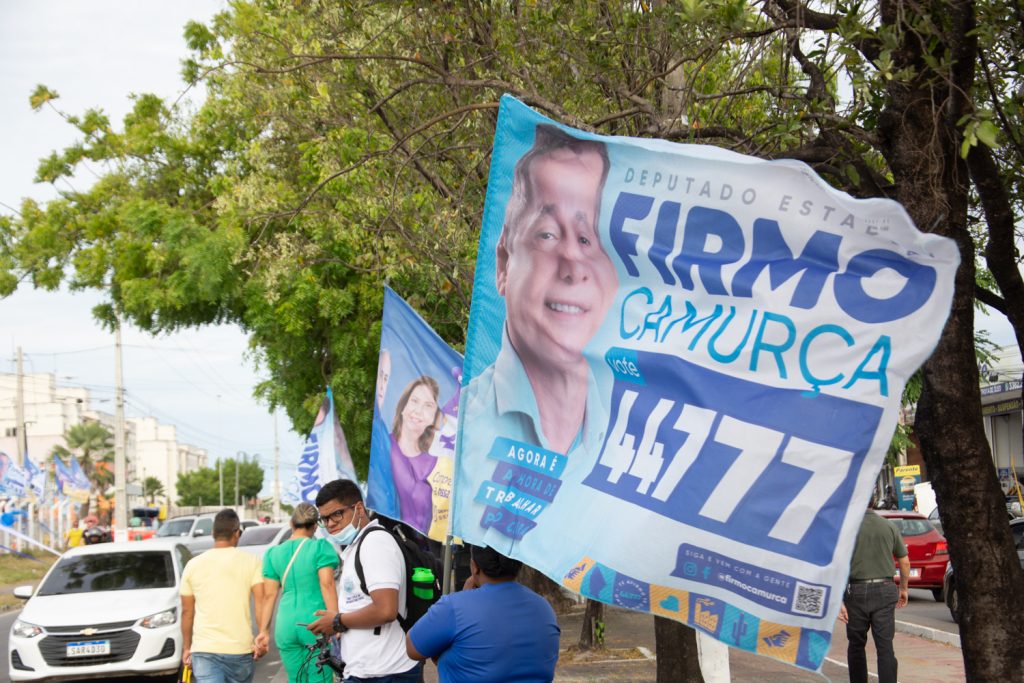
[654,617,704,682]
[578,599,605,650]
[519,565,576,614]
[914,248,1024,681]
[875,4,1024,678]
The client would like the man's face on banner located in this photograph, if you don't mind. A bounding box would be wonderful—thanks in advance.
[497,147,617,367]
[376,351,391,410]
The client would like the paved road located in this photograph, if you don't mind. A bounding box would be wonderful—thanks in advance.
[901,588,956,634]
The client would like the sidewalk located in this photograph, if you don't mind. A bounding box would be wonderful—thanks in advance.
[415,605,965,683]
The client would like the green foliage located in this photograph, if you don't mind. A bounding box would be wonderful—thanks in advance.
[0,552,55,587]
[63,421,114,491]
[142,475,166,504]
[2,0,1022,479]
[174,458,263,507]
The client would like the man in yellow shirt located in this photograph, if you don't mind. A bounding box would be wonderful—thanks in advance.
[181,509,266,683]
[64,524,84,549]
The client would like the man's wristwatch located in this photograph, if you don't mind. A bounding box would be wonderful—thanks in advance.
[332,613,348,634]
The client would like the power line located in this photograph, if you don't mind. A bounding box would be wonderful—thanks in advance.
[123,395,277,455]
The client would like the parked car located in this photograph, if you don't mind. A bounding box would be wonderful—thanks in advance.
[8,539,192,682]
[151,514,256,555]
[152,513,216,555]
[878,510,949,601]
[236,523,293,558]
[944,517,1024,622]
[926,507,943,537]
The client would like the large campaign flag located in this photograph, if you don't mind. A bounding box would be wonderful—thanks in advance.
[54,456,90,503]
[0,452,28,498]
[452,95,958,671]
[23,452,45,500]
[283,387,359,507]
[367,287,463,541]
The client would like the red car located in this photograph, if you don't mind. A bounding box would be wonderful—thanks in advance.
[878,510,949,600]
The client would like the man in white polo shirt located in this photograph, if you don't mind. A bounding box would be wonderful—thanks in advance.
[309,479,420,683]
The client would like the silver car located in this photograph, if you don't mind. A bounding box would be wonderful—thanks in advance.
[236,524,293,558]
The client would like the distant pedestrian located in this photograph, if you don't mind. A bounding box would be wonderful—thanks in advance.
[181,508,267,683]
[257,502,339,683]
[839,507,910,683]
[405,544,560,682]
[882,485,898,510]
[64,522,84,549]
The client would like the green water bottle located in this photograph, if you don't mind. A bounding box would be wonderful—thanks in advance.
[412,567,435,600]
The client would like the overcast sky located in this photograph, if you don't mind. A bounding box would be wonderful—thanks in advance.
[0,1,305,493]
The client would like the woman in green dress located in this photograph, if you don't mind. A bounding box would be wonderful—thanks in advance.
[257,503,339,682]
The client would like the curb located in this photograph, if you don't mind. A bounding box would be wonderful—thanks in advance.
[895,619,961,649]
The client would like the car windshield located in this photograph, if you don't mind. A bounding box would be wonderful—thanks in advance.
[238,527,285,546]
[38,552,175,595]
[889,518,933,536]
[156,519,193,537]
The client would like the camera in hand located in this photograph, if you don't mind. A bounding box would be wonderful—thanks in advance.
[308,633,345,677]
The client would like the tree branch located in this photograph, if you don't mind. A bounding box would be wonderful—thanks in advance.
[974,284,1007,314]
[968,143,1024,349]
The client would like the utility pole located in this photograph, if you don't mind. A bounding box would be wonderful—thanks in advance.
[273,411,281,522]
[235,451,242,509]
[218,460,224,506]
[113,323,128,542]
[15,347,27,464]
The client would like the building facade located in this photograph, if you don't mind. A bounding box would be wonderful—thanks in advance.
[981,345,1023,493]
[0,372,206,507]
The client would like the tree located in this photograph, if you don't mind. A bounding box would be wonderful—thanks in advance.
[3,1,1023,678]
[142,476,165,504]
[64,421,114,489]
[174,458,263,507]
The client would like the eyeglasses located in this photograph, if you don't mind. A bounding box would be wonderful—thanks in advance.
[317,505,353,528]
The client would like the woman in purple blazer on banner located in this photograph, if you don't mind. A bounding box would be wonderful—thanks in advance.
[390,376,443,532]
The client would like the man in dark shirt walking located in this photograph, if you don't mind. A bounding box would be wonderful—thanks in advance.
[839,507,910,683]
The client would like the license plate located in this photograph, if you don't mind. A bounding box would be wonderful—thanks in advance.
[910,568,921,578]
[66,640,110,657]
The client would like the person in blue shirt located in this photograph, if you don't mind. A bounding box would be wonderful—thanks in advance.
[405,544,560,682]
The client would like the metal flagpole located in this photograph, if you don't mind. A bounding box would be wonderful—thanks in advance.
[113,323,128,541]
[441,536,455,595]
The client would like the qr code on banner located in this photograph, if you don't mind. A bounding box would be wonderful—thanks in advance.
[792,581,826,617]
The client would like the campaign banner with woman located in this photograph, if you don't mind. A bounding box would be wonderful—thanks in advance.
[451,95,959,671]
[367,287,463,541]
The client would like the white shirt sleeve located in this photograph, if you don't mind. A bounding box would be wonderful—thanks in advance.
[358,530,403,593]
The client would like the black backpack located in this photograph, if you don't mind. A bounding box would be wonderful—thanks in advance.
[353,525,443,632]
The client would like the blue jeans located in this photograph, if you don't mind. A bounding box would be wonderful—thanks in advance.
[843,582,899,683]
[344,662,422,683]
[191,652,255,683]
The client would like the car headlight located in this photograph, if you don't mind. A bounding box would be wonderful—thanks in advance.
[12,620,43,638]
[139,608,178,629]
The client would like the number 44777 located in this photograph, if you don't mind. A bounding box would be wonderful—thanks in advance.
[597,389,855,545]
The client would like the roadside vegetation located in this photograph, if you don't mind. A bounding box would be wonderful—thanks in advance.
[0,552,55,610]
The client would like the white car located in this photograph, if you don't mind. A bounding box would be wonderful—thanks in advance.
[8,539,192,681]
[236,523,292,558]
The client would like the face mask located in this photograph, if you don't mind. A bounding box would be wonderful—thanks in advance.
[329,521,359,547]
